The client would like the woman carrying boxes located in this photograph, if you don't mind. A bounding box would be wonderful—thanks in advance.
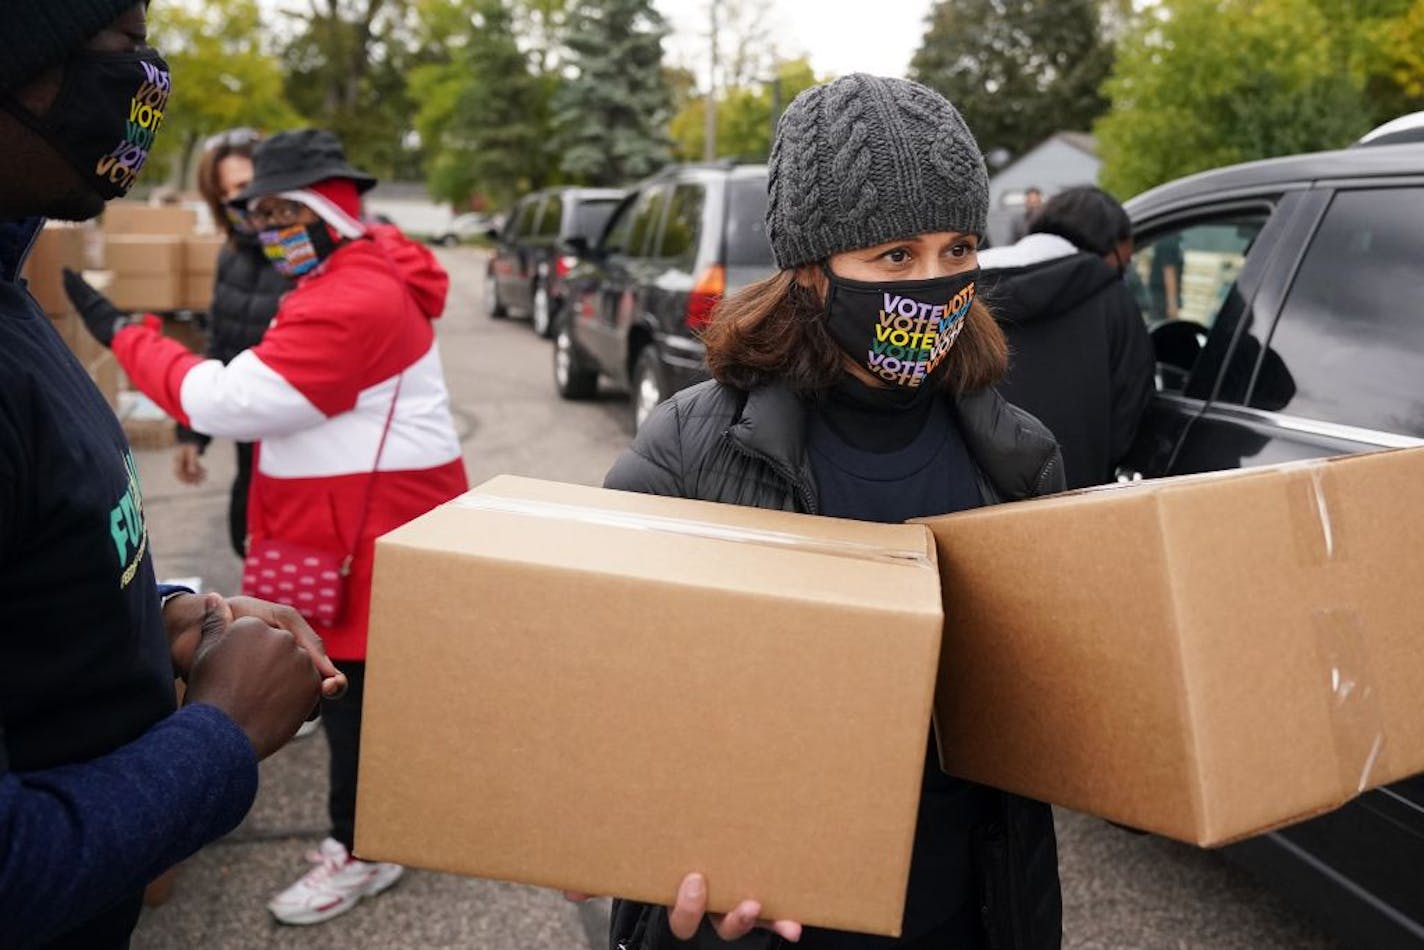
[599,74,1065,949]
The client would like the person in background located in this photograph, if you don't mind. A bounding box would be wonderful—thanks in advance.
[978,185,1156,489]
[173,127,292,559]
[1146,230,1183,323]
[0,4,343,948]
[1009,185,1043,243]
[596,74,1064,949]
[65,127,470,927]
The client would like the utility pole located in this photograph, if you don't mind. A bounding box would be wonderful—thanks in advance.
[703,0,719,161]
[770,73,783,142]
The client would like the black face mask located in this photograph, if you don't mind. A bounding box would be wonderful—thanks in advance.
[2,50,173,200]
[822,265,980,408]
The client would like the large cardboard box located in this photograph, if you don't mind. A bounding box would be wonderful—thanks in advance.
[181,234,224,310]
[106,235,184,311]
[920,448,1424,846]
[21,223,89,315]
[103,202,197,236]
[356,476,944,935]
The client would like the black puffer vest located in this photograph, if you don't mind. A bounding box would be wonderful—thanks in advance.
[206,232,290,364]
[603,380,1065,950]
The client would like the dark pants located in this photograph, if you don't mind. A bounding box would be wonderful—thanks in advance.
[229,441,254,558]
[322,660,366,852]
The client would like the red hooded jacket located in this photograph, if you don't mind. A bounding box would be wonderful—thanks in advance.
[114,226,468,660]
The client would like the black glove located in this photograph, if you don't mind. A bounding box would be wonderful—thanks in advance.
[62,268,131,348]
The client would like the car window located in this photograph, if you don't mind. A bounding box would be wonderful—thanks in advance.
[537,193,564,238]
[601,192,643,255]
[655,184,704,266]
[573,198,620,241]
[511,198,540,240]
[1130,214,1267,394]
[1254,187,1424,436]
[627,185,670,259]
[724,177,772,267]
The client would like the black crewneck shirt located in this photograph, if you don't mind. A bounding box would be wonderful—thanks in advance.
[803,379,989,948]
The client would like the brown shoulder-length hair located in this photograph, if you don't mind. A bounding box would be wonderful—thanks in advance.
[702,267,1008,396]
[195,131,261,240]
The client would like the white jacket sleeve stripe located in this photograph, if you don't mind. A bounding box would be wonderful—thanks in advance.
[179,351,328,442]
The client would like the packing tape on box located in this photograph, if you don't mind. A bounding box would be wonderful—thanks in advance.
[1314,608,1390,795]
[1289,465,1349,567]
[1290,464,1389,795]
[455,494,934,568]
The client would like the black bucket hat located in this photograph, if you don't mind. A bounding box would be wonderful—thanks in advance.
[229,128,376,206]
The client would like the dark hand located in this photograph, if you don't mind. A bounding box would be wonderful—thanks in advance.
[165,593,347,701]
[62,267,128,348]
[226,596,347,700]
[184,594,324,760]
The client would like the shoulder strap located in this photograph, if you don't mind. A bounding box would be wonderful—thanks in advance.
[343,373,402,574]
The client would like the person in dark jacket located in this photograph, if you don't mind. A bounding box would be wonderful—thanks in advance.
[0,4,343,948]
[595,74,1064,950]
[978,186,1156,489]
[173,128,292,557]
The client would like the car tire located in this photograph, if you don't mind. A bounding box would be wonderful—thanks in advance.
[554,314,598,400]
[631,345,666,433]
[440,234,458,247]
[486,272,507,319]
[532,282,554,339]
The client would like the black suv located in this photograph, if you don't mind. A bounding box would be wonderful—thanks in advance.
[486,186,625,337]
[1121,142,1424,948]
[552,163,775,429]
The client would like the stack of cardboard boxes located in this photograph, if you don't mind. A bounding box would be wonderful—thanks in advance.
[19,222,120,409]
[19,201,227,446]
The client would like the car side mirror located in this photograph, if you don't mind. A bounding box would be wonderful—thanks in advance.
[562,236,592,259]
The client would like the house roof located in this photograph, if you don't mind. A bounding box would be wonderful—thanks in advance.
[1054,132,1098,157]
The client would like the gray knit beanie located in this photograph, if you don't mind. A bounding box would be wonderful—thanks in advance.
[766,73,989,270]
[0,1,138,91]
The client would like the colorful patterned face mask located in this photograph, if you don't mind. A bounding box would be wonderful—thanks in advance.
[822,265,979,406]
[258,222,338,277]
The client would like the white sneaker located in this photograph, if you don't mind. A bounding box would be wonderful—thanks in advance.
[267,838,403,925]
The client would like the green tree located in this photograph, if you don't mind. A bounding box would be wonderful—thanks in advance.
[277,0,422,179]
[669,58,818,163]
[146,0,301,186]
[555,0,674,184]
[412,0,548,207]
[910,0,1114,161]
[1096,0,1371,197]
[1362,0,1424,123]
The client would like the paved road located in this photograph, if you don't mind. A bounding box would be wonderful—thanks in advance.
[131,248,1340,949]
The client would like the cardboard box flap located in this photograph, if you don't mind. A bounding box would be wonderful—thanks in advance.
[455,492,934,569]
[381,476,941,616]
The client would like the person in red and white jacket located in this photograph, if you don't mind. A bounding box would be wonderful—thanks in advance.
[65,128,468,926]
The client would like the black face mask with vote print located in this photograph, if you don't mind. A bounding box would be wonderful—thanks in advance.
[2,50,172,200]
[822,265,980,410]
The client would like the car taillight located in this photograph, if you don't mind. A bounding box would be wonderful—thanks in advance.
[685,264,726,331]
[555,254,578,279]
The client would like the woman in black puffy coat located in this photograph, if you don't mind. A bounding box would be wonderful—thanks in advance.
[172,128,291,557]
[596,74,1064,950]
